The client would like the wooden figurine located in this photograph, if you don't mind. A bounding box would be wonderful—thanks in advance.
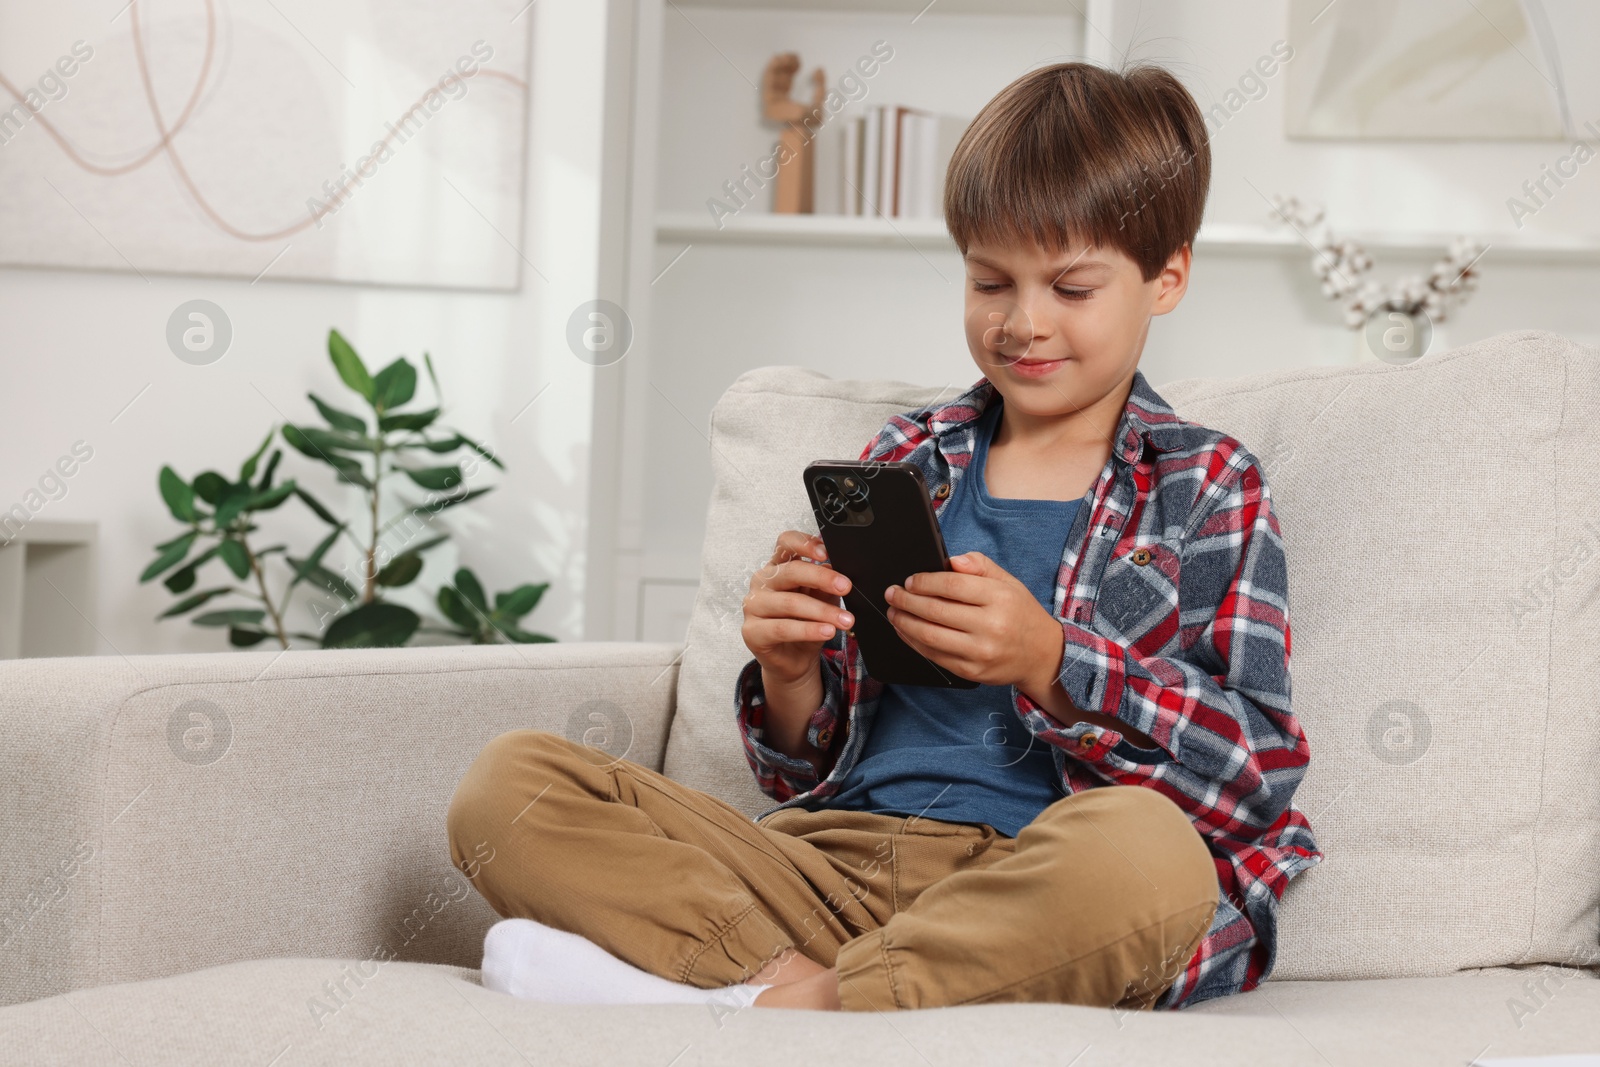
[761,52,826,214]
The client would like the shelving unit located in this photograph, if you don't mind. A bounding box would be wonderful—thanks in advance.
[0,521,98,659]
[588,0,1600,646]
[591,0,1106,643]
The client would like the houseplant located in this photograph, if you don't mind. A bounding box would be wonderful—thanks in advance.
[140,330,556,650]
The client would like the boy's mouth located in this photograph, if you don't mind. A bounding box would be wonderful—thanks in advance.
[1004,355,1069,377]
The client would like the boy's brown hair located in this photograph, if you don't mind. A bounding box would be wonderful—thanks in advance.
[943,62,1211,283]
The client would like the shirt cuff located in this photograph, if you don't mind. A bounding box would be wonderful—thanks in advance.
[735,656,841,779]
[1014,619,1166,763]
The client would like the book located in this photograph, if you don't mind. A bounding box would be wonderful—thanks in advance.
[899,109,940,218]
[880,105,901,217]
[813,119,842,220]
[842,116,863,215]
[862,106,882,217]
[817,108,969,218]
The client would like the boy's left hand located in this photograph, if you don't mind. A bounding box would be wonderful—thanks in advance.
[883,552,1065,691]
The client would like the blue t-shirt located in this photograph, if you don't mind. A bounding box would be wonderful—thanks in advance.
[803,399,1082,837]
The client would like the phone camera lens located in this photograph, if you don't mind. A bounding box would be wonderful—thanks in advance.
[814,476,848,522]
[838,475,869,503]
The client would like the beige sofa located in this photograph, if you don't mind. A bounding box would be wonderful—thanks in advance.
[2,328,1597,1065]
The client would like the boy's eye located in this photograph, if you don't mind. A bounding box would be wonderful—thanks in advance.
[970,280,1094,301]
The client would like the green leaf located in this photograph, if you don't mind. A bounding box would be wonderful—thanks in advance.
[192,608,267,627]
[218,539,251,580]
[284,427,373,488]
[329,329,374,402]
[423,351,441,405]
[436,585,482,633]
[239,429,275,483]
[376,552,423,588]
[256,449,283,491]
[213,486,255,528]
[378,408,439,433]
[294,486,341,525]
[494,624,557,644]
[286,522,356,601]
[192,471,229,505]
[163,544,220,592]
[328,455,374,489]
[154,528,197,551]
[288,558,358,602]
[402,436,468,454]
[405,486,492,521]
[453,568,489,612]
[158,467,199,523]
[310,393,367,433]
[322,602,420,648]
[400,465,462,492]
[292,425,373,453]
[140,531,198,582]
[241,481,297,513]
[493,582,548,620]
[228,627,273,648]
[287,524,345,597]
[281,424,321,459]
[157,586,235,619]
[372,357,417,412]
[451,431,505,471]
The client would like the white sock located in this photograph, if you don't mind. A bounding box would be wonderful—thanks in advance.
[480,917,771,1008]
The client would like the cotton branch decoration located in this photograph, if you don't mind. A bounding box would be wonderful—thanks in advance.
[1266,195,1486,362]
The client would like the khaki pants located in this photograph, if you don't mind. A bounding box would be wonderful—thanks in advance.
[446,730,1218,1013]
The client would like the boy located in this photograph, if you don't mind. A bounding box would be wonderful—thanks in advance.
[447,60,1321,1015]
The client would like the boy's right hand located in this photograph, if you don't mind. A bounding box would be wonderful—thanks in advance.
[740,531,855,686]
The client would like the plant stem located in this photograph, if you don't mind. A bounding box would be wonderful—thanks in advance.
[364,434,383,603]
[246,538,290,649]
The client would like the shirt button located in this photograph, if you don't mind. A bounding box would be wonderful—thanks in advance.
[1078,733,1098,750]
[1131,548,1152,566]
[816,727,833,747]
[933,482,951,500]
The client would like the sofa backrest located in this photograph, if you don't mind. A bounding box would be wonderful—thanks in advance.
[664,328,1600,983]
[0,642,684,1006]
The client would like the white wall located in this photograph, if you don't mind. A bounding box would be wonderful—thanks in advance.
[0,0,611,656]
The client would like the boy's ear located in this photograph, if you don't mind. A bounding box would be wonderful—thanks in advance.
[1152,244,1192,315]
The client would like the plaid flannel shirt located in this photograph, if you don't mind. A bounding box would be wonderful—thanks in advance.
[733,368,1323,1009]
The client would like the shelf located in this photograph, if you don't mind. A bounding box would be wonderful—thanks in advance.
[657,211,1600,263]
[659,210,954,248]
[677,0,1079,15]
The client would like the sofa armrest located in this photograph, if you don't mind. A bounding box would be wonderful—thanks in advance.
[0,640,682,1007]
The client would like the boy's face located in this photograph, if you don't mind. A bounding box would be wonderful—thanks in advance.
[961,235,1190,424]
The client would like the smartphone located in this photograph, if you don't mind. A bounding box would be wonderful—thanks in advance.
[802,460,979,688]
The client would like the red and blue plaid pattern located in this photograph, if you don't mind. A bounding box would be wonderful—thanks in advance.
[734,369,1322,1008]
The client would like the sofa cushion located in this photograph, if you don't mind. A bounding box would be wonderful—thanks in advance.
[665,329,1600,983]
[2,957,1595,1065]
